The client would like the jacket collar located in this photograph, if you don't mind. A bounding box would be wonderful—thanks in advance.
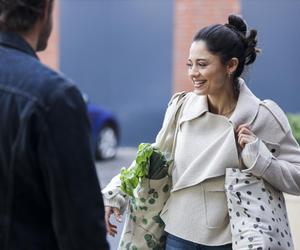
[178,92,208,124]
[229,79,260,127]
[179,78,261,128]
[0,32,38,59]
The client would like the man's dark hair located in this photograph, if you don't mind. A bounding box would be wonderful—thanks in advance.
[0,0,50,33]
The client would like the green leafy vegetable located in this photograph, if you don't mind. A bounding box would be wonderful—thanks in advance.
[120,143,169,197]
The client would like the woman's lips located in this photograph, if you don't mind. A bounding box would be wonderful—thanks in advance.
[194,80,206,88]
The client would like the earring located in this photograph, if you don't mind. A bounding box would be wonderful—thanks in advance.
[227,72,232,78]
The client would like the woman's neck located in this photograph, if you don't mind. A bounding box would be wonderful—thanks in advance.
[207,84,238,117]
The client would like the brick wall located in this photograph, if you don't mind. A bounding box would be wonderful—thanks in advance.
[173,0,240,93]
[38,0,60,70]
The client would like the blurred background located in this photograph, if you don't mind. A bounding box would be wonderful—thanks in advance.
[40,0,300,147]
[38,0,300,248]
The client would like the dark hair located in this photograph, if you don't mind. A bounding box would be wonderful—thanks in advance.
[0,0,51,33]
[193,15,259,88]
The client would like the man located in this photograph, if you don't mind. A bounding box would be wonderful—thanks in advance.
[0,0,109,249]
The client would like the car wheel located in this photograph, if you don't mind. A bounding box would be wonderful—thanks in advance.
[96,125,118,160]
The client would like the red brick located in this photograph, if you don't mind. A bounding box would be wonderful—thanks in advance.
[173,0,240,93]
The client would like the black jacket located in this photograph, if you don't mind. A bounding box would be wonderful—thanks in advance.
[0,32,109,250]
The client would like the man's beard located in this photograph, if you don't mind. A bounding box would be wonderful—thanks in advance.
[36,16,53,52]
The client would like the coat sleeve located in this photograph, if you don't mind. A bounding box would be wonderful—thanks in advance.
[101,173,129,214]
[38,83,109,249]
[243,100,300,195]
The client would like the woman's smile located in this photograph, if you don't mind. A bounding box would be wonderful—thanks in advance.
[193,79,207,88]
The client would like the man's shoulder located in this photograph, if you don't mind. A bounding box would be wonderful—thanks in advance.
[29,63,81,110]
[25,56,74,91]
[7,53,78,107]
[0,46,82,112]
[35,62,75,94]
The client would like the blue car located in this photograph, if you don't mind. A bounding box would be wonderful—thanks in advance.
[84,95,120,160]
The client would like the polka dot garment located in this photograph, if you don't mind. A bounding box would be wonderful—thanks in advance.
[225,168,294,250]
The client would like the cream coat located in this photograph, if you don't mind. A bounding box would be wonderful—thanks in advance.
[155,79,300,245]
[102,79,300,245]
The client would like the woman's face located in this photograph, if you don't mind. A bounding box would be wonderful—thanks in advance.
[187,40,229,96]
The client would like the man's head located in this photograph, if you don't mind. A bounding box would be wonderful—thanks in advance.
[0,0,54,51]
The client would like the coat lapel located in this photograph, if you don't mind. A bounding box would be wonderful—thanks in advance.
[172,124,239,192]
[229,79,261,128]
[179,92,208,125]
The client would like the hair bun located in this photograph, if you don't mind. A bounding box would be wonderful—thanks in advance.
[227,14,259,65]
[228,15,247,36]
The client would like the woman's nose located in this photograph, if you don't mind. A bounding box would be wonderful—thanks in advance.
[189,66,200,77]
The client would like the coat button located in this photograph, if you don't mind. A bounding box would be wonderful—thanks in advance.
[271,148,276,153]
[108,191,113,195]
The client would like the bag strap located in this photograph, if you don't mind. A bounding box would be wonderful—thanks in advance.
[167,92,188,175]
[171,93,187,155]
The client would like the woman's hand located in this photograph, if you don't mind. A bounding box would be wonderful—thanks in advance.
[236,124,257,149]
[104,206,122,237]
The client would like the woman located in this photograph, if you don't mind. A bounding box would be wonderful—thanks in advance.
[103,15,300,249]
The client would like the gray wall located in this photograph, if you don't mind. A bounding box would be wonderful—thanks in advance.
[60,0,173,146]
[242,0,300,113]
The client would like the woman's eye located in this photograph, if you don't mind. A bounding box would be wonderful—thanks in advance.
[186,63,192,68]
[198,63,207,67]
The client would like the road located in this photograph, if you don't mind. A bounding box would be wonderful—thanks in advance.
[96,147,137,250]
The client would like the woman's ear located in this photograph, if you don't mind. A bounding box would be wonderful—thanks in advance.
[227,57,239,75]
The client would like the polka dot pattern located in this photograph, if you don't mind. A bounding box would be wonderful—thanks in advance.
[120,176,171,249]
[225,168,294,250]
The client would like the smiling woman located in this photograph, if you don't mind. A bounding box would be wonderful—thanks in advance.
[186,15,258,118]
[102,14,300,250]
[186,40,238,118]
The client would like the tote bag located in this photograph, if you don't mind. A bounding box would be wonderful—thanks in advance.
[225,168,294,250]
